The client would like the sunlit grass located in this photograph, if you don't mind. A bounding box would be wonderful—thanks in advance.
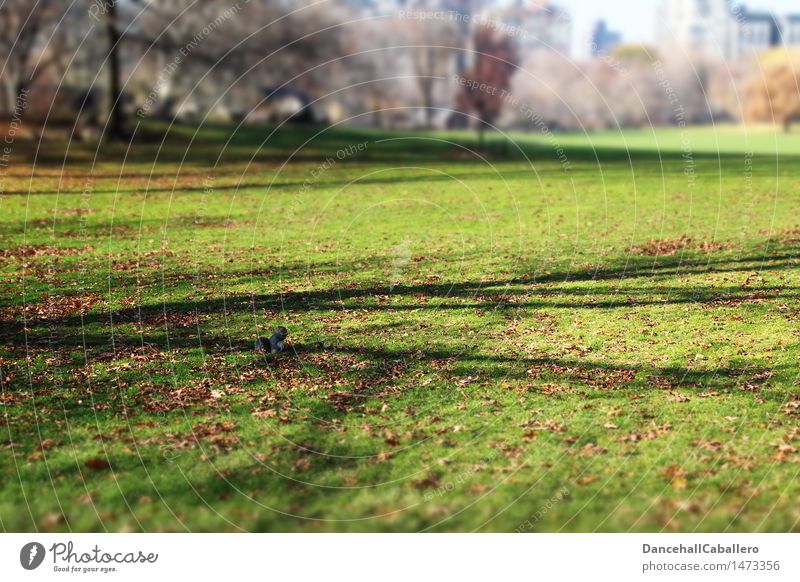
[1,123,799,532]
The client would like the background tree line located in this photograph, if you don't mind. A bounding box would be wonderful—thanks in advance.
[1,0,798,138]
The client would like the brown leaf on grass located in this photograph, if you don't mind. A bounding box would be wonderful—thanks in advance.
[135,309,201,329]
[190,420,239,452]
[692,439,722,451]
[39,512,66,528]
[664,464,688,489]
[773,443,798,462]
[647,375,678,390]
[84,458,111,470]
[79,492,97,505]
[566,343,592,356]
[539,383,569,395]
[696,241,734,252]
[576,475,599,485]
[783,427,800,443]
[664,464,686,478]
[192,420,236,436]
[783,401,800,416]
[521,430,539,442]
[15,293,103,321]
[668,499,705,514]
[628,237,733,257]
[293,457,312,471]
[671,475,688,490]
[500,443,526,461]
[619,423,672,443]
[532,363,635,390]
[414,475,442,489]
[375,451,393,462]
[629,236,692,256]
[0,244,93,260]
[39,438,58,450]
[580,443,607,456]
[522,419,566,433]
[252,408,277,419]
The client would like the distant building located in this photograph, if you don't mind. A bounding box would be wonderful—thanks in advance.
[339,0,409,14]
[352,0,482,16]
[485,0,572,59]
[656,0,739,60]
[783,14,800,46]
[657,0,800,61]
[783,15,800,45]
[590,19,622,56]
[736,8,779,55]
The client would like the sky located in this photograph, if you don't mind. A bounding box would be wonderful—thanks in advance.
[548,0,800,57]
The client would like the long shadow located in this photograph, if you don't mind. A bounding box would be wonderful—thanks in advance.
[2,314,791,407]
[3,242,796,418]
[10,122,800,172]
[3,155,779,198]
[4,294,792,531]
[2,245,797,331]
[3,327,786,448]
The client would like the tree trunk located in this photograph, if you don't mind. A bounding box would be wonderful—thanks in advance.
[783,117,791,133]
[2,78,16,116]
[422,84,434,129]
[12,80,29,119]
[106,2,124,140]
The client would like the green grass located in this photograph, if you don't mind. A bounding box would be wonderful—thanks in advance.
[1,123,799,532]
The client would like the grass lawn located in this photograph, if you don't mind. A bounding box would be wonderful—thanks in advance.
[1,122,799,532]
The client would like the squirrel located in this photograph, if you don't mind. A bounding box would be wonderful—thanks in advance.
[255,326,289,354]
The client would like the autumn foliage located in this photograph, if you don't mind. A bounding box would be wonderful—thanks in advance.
[744,51,800,132]
[457,25,517,145]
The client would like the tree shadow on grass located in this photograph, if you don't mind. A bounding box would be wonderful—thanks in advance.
[2,241,797,325]
[4,294,794,532]
[13,121,800,173]
[2,241,796,435]
[1,325,788,424]
[121,338,793,531]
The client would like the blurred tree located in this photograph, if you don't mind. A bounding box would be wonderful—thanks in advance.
[508,51,579,131]
[0,0,64,115]
[346,18,414,128]
[610,43,658,64]
[105,0,125,140]
[126,0,347,121]
[406,7,459,128]
[457,25,516,146]
[744,50,800,132]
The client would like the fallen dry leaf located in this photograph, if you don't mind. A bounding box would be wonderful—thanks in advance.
[84,458,111,470]
[664,464,688,490]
